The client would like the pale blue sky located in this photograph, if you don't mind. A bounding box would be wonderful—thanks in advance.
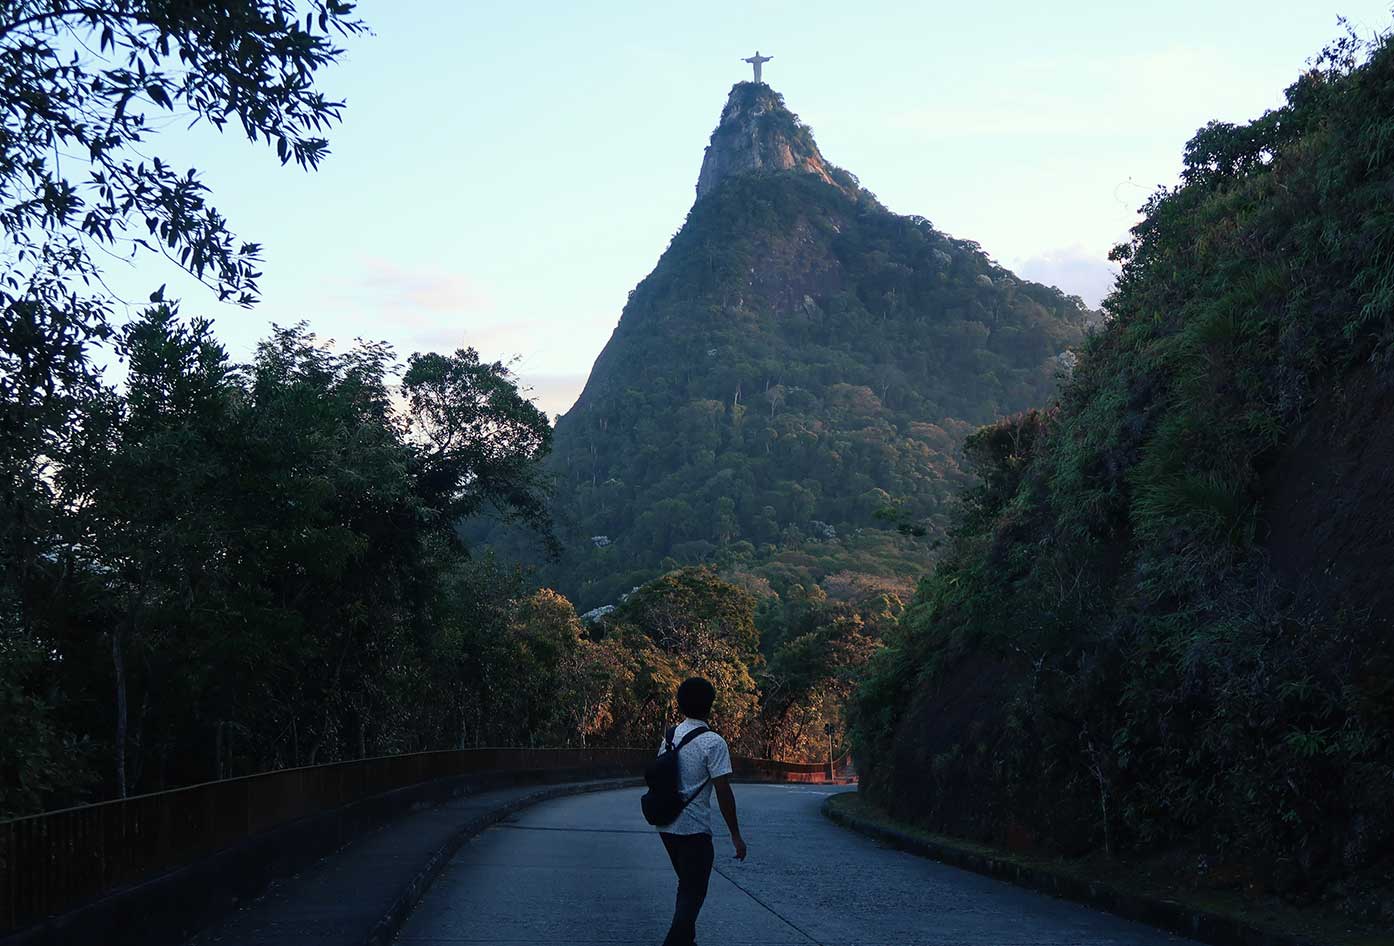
[100,1,1393,417]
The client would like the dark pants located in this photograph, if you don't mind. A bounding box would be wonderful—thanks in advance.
[659,831,714,946]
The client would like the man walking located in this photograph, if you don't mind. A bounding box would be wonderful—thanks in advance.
[654,677,747,946]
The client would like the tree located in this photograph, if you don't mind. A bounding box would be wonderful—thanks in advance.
[1,0,363,314]
[0,2,365,804]
[615,566,759,658]
[0,0,365,529]
[600,567,762,749]
[849,25,1394,902]
[230,325,431,769]
[758,611,879,759]
[402,349,555,545]
[562,635,636,747]
[65,305,238,796]
[502,589,585,744]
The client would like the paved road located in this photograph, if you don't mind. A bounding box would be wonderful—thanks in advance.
[396,784,1197,946]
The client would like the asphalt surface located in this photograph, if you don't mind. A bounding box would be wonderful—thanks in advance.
[188,780,635,946]
[396,783,1199,946]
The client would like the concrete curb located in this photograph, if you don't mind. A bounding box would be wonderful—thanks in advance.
[365,778,641,946]
[822,795,1326,946]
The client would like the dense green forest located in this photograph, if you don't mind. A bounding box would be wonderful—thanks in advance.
[21,22,1394,936]
[495,84,1093,617]
[2,290,882,815]
[1,302,567,813]
[851,28,1394,922]
[0,9,896,817]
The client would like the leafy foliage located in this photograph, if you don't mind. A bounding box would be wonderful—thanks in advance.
[0,0,369,813]
[0,8,924,818]
[568,563,886,761]
[0,0,365,559]
[403,349,554,540]
[1,305,565,815]
[850,26,1394,918]
[460,87,1092,770]
[588,567,762,750]
[486,105,1091,615]
[754,583,891,761]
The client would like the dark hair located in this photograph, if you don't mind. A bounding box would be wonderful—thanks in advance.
[676,677,716,720]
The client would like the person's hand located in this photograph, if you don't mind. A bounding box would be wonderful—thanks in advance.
[732,833,748,861]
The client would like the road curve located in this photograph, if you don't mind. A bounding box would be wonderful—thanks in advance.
[396,783,1197,946]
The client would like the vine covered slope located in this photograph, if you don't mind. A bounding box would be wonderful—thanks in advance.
[851,30,1394,924]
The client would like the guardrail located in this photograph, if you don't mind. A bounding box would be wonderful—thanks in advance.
[0,746,850,936]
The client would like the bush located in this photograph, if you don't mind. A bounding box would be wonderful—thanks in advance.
[850,25,1394,909]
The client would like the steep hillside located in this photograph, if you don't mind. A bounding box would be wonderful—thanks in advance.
[527,82,1092,611]
[851,29,1394,925]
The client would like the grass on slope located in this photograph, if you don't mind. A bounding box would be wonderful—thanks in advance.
[826,793,1394,946]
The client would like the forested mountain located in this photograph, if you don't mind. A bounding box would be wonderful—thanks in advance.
[514,82,1093,612]
[851,29,1394,924]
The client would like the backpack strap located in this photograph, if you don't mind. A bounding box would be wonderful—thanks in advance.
[663,725,677,752]
[673,725,709,751]
[671,726,715,811]
[682,775,713,806]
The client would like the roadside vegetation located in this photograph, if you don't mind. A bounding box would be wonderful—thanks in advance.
[826,793,1394,946]
[0,3,870,817]
[850,25,1394,927]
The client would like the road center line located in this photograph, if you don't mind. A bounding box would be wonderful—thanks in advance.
[711,863,823,945]
[495,824,656,835]
[496,822,822,943]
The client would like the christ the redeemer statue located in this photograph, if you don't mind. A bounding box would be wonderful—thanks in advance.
[743,51,773,84]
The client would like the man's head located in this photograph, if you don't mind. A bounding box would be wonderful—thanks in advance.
[676,677,716,721]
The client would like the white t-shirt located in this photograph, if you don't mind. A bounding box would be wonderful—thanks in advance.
[654,717,733,835]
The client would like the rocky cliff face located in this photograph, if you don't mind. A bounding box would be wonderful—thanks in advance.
[694,82,855,201]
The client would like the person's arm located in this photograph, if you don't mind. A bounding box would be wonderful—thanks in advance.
[713,775,747,860]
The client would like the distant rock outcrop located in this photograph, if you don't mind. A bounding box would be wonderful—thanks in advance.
[479,81,1093,612]
[694,82,855,202]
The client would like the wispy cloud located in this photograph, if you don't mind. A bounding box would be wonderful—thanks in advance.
[342,258,555,357]
[350,257,494,324]
[515,371,589,421]
[1012,244,1120,309]
[340,257,617,356]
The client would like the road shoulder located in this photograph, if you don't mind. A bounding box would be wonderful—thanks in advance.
[823,792,1388,946]
[192,778,640,946]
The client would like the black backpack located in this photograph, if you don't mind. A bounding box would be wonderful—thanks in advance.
[640,725,711,826]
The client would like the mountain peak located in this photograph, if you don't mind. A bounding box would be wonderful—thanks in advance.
[694,82,851,201]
